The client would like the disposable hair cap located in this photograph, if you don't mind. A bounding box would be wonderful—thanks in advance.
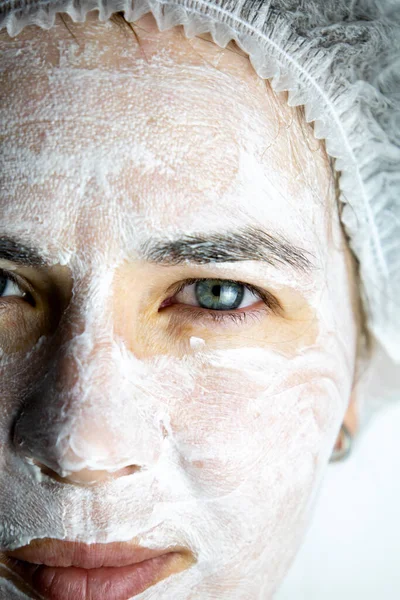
[1,0,400,406]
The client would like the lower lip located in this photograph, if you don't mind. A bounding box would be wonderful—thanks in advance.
[12,552,181,600]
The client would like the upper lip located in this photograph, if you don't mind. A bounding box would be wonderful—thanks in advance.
[6,539,178,569]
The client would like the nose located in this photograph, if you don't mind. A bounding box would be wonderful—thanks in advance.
[11,317,163,486]
[12,403,146,485]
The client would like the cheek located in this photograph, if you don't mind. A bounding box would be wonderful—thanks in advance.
[160,350,347,592]
[169,356,344,500]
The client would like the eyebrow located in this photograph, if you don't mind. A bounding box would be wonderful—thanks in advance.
[141,225,314,272]
[0,226,314,273]
[0,237,49,267]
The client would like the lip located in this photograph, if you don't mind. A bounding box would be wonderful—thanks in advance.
[3,539,195,600]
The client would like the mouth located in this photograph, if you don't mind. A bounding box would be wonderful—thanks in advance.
[1,539,195,600]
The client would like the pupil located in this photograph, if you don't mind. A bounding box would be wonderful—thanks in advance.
[212,285,221,297]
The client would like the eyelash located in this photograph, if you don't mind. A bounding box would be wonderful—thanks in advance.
[0,268,28,302]
[162,277,281,326]
[0,270,280,328]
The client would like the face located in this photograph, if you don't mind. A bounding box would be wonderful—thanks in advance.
[0,11,359,600]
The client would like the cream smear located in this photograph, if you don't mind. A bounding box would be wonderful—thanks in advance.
[0,12,358,600]
[189,336,206,350]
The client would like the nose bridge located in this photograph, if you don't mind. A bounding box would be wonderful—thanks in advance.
[12,281,162,483]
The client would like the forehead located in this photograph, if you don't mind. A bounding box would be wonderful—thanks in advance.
[0,13,334,257]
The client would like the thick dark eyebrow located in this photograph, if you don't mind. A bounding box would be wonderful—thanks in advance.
[140,225,314,273]
[0,226,314,273]
[0,236,50,267]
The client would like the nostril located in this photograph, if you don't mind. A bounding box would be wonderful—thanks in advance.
[31,459,67,483]
[24,459,142,486]
[114,464,141,477]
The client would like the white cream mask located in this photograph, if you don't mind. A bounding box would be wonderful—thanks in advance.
[0,11,358,600]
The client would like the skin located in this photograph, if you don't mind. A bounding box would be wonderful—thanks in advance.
[0,10,361,599]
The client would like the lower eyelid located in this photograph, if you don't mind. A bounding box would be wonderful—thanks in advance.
[0,293,36,310]
[173,304,269,327]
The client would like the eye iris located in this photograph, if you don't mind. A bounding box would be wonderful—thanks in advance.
[195,280,244,310]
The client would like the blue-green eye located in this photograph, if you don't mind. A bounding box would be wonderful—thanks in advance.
[194,279,244,311]
[161,277,281,327]
[172,278,265,312]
